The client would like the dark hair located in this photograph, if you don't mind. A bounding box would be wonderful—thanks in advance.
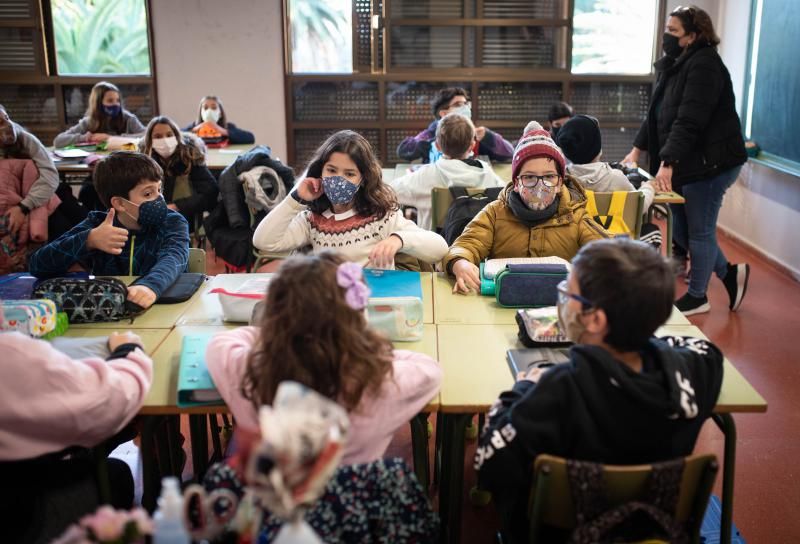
[243,251,394,412]
[571,238,674,351]
[306,130,398,219]
[431,87,470,117]
[195,95,228,127]
[85,81,128,134]
[0,104,27,158]
[548,101,574,122]
[140,115,205,176]
[93,151,164,207]
[670,5,720,47]
[436,112,475,158]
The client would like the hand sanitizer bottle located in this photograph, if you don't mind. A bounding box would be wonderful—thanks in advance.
[153,477,190,544]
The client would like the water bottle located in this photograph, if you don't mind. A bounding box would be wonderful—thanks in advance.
[152,477,190,544]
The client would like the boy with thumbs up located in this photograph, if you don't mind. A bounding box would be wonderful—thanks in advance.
[29,151,190,309]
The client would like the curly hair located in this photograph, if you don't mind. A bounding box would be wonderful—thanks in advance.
[242,251,395,412]
[139,115,205,176]
[85,81,129,134]
[306,130,398,220]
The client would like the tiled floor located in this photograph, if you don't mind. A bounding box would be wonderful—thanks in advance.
[156,235,798,542]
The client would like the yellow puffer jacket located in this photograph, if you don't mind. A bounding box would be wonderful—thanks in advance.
[443,176,609,272]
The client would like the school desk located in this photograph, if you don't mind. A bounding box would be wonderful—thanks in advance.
[67,276,213,330]
[434,322,766,544]
[51,144,254,176]
[177,272,435,326]
[431,272,691,326]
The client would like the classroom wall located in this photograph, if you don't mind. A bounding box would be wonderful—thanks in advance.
[149,0,288,161]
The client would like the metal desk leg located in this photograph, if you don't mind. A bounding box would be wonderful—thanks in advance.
[92,444,111,504]
[438,413,473,544]
[140,416,163,512]
[712,413,737,544]
[665,203,675,258]
[189,414,210,482]
[410,413,431,491]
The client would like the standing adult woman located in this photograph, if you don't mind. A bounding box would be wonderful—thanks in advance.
[623,5,749,316]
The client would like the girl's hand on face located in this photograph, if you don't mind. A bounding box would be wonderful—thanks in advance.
[368,234,403,269]
[295,177,324,202]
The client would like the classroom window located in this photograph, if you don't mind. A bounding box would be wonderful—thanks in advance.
[50,0,152,75]
[571,0,658,75]
[288,0,353,74]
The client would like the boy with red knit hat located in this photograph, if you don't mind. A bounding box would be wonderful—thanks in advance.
[444,121,609,294]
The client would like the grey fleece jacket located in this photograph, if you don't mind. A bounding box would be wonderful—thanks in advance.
[0,122,59,209]
[53,111,145,148]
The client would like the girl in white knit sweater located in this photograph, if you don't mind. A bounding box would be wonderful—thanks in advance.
[253,130,447,269]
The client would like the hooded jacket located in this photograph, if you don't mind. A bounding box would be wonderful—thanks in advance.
[633,43,747,188]
[475,335,723,541]
[29,209,190,297]
[443,176,608,272]
[390,158,505,230]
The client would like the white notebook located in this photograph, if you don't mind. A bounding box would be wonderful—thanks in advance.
[483,256,570,280]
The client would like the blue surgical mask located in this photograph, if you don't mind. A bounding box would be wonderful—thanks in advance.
[103,104,121,117]
[322,176,360,206]
[123,196,168,227]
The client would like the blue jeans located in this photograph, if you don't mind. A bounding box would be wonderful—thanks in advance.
[671,165,742,298]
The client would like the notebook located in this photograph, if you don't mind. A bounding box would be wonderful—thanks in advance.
[363,269,422,300]
[177,334,223,407]
[506,348,570,380]
[482,256,571,281]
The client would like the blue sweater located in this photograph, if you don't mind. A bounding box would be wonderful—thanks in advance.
[29,210,190,297]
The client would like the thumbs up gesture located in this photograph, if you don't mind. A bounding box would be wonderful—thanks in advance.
[87,208,129,255]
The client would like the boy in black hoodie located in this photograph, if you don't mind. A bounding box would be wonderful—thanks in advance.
[474,237,723,542]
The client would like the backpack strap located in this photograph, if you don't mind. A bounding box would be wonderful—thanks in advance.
[585,190,632,235]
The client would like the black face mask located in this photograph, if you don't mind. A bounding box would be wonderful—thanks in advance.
[662,33,684,58]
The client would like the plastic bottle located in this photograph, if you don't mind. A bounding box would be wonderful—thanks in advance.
[152,477,190,544]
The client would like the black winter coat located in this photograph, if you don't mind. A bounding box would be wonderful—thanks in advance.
[634,43,747,189]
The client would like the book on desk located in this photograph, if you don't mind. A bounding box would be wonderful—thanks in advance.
[506,348,571,380]
[177,334,223,407]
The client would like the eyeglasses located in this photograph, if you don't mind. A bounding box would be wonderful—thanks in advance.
[557,280,593,310]
[518,174,560,188]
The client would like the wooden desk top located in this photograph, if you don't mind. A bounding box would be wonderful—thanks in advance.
[432,273,690,326]
[436,323,766,414]
[178,272,434,326]
[53,144,253,172]
[143,323,439,415]
[69,276,213,330]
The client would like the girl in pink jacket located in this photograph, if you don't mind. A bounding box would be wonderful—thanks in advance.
[206,251,442,465]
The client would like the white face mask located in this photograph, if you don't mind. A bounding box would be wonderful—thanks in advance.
[202,108,221,123]
[451,104,472,120]
[152,136,178,158]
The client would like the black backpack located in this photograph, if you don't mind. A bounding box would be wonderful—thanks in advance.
[441,186,502,245]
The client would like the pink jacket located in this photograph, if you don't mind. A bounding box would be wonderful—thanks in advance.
[206,327,442,465]
[0,159,61,243]
[0,332,153,461]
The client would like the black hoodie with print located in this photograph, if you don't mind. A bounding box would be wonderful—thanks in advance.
[474,335,723,541]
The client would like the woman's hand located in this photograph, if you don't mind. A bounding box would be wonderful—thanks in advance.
[654,163,673,192]
[368,234,403,269]
[452,259,481,294]
[295,177,325,202]
[622,147,641,167]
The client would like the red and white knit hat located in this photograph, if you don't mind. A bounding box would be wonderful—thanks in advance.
[512,121,567,181]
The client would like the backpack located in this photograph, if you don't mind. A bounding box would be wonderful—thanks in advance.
[441,186,502,245]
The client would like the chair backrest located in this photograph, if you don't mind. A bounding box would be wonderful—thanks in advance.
[528,453,718,543]
[584,190,644,239]
[188,247,207,274]
[430,186,496,233]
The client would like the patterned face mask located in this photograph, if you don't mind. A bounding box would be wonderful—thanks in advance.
[322,176,360,205]
[517,181,559,210]
[123,196,168,227]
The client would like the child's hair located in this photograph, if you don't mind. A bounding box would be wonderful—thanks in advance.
[0,104,27,158]
[547,101,574,122]
[669,5,720,47]
[431,87,470,117]
[85,81,128,134]
[242,251,394,411]
[571,238,674,351]
[195,95,228,127]
[93,151,164,207]
[436,113,476,159]
[306,130,398,219]
[140,115,205,176]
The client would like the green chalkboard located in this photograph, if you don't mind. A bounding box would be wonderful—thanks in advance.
[748,0,800,164]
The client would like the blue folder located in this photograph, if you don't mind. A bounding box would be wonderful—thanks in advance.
[363,269,422,299]
[177,334,223,408]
